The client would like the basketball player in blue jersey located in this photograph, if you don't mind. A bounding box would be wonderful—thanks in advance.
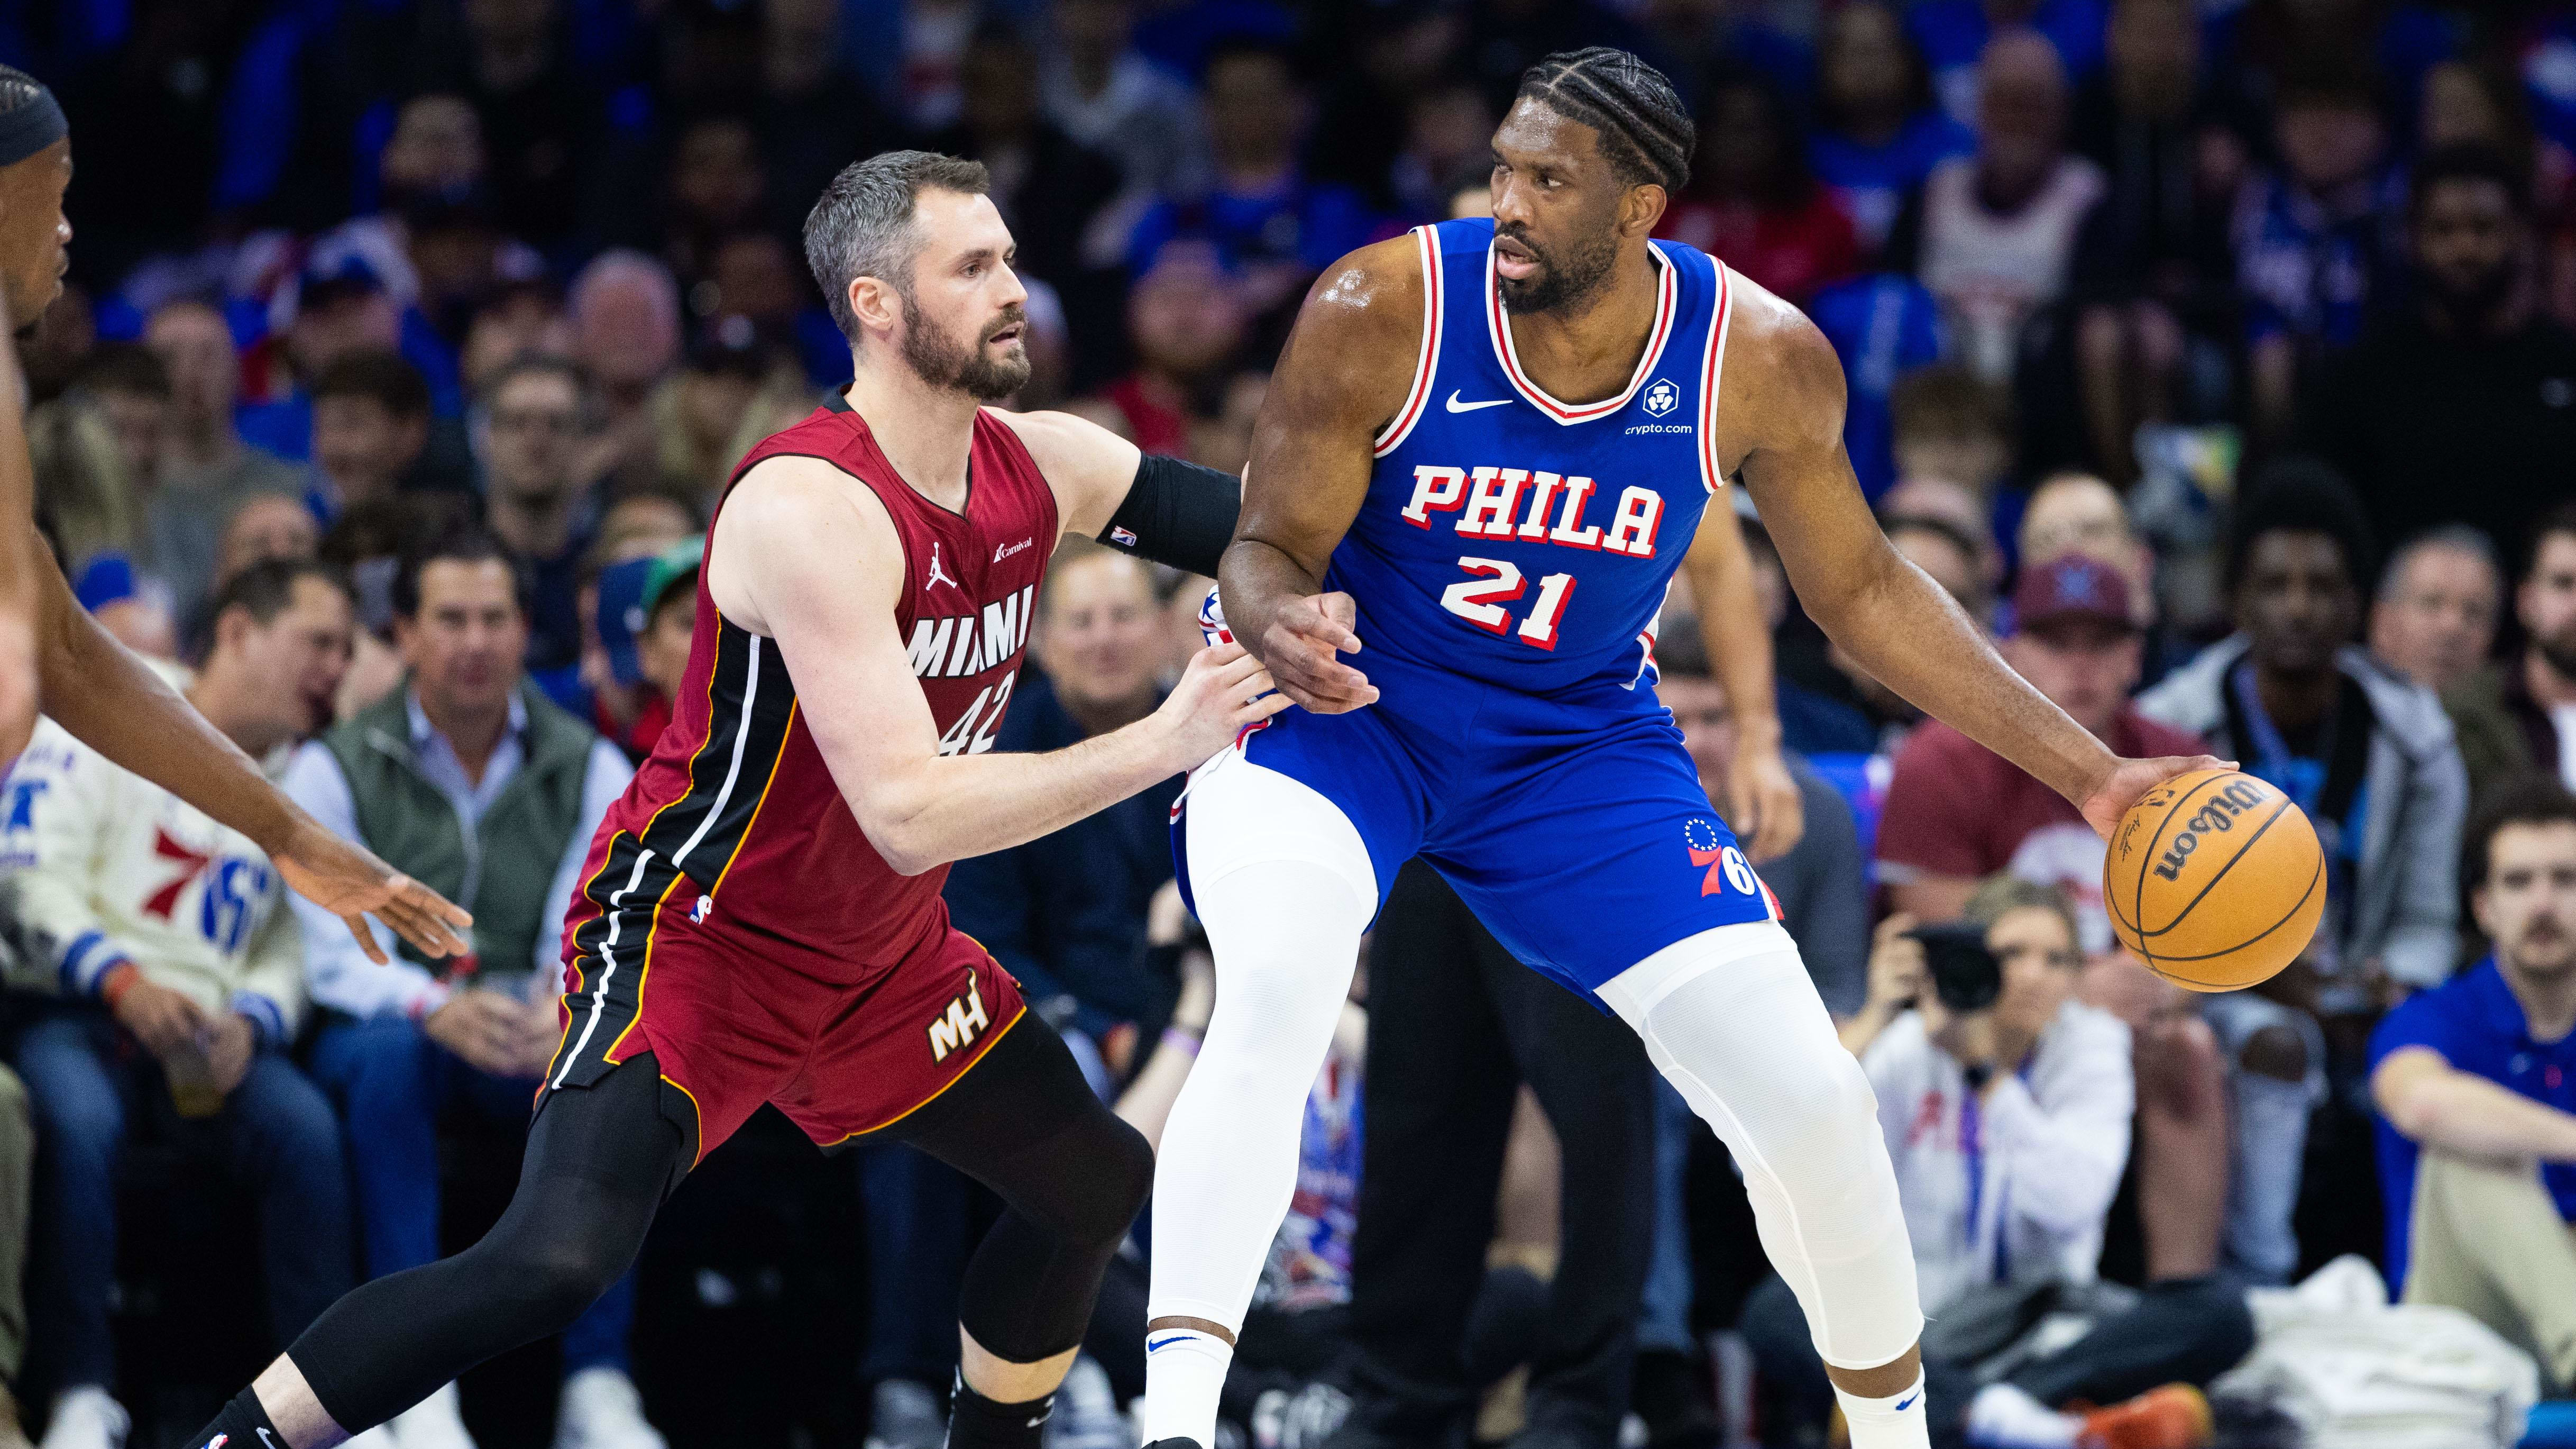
[1141,49,2227,1449]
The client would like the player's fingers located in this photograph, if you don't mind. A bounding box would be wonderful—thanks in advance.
[383,902,464,960]
[1285,603,1358,652]
[1241,691,1295,723]
[1211,650,1271,690]
[1193,640,1249,671]
[345,913,390,965]
[398,874,475,931]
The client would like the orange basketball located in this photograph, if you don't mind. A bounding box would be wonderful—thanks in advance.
[2101,768,2324,992]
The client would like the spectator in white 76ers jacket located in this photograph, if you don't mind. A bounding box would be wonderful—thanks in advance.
[1739,877,2254,1449]
[0,558,361,1449]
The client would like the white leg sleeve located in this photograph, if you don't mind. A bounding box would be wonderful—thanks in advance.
[1150,753,1379,1332]
[1600,921,1924,1372]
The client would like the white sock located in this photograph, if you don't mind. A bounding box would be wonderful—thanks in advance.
[1965,1383,2079,1449]
[1140,1327,1234,1446]
[1834,1369,1932,1449]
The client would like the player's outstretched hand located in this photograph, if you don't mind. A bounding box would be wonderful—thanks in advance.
[1260,591,1378,714]
[273,815,476,963]
[1158,640,1294,771]
[2077,753,2236,843]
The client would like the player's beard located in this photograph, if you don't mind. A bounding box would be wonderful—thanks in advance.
[1494,222,1617,316]
[900,293,1032,401]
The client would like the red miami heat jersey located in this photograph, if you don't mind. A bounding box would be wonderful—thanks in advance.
[560,393,1058,989]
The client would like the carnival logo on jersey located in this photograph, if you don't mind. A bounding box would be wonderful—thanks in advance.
[1642,379,1680,416]
[906,583,1038,679]
[1399,465,1666,559]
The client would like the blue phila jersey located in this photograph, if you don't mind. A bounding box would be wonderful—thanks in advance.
[1332,217,1735,696]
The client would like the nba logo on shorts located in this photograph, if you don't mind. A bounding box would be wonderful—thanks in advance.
[1643,379,1680,416]
[690,895,713,924]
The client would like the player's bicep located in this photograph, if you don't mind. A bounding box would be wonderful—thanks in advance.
[993,408,1144,539]
[716,469,939,827]
[1240,243,1423,573]
[1723,297,1900,627]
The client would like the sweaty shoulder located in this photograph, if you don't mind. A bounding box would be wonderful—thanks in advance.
[709,453,904,636]
[1710,270,1849,477]
[1276,233,1430,432]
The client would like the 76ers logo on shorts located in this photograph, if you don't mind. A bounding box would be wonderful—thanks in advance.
[1684,818,1759,899]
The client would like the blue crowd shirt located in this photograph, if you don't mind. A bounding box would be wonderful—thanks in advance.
[2369,958,2576,1293]
[1125,176,1380,278]
[1910,0,2111,127]
[1807,273,1946,500]
[2233,170,2403,348]
[1811,112,1978,254]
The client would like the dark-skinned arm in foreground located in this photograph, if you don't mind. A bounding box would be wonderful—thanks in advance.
[0,295,45,763]
[1713,279,2223,836]
[1680,498,1803,861]
[0,324,473,963]
[1217,236,1425,713]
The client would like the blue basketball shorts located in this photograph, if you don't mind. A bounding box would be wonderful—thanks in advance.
[1172,642,1781,1001]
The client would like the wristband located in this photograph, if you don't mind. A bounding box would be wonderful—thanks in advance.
[98,962,141,1009]
[1161,1025,1205,1058]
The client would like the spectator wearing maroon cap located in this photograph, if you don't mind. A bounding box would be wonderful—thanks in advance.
[1879,552,2235,1284]
[1878,553,2198,944]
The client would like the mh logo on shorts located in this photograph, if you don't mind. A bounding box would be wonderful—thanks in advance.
[1684,818,1757,899]
[928,969,991,1063]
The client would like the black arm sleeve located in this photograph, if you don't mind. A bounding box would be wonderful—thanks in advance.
[1097,453,1241,577]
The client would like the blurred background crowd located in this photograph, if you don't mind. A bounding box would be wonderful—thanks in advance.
[0,0,2573,1446]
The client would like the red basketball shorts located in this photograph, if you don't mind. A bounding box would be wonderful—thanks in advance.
[540,918,1027,1167]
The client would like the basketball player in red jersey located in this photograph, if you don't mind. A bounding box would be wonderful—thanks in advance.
[189,151,1282,1449]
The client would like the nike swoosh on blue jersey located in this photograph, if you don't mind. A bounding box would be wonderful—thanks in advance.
[1445,390,1511,413]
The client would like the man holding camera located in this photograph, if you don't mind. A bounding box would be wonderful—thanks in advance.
[1740,879,2250,1449]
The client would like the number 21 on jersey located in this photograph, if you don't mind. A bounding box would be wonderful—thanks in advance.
[1442,558,1579,650]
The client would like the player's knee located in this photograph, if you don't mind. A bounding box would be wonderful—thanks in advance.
[2239,1023,2307,1083]
[1090,1113,1156,1243]
[1743,1040,1879,1154]
[484,1224,634,1334]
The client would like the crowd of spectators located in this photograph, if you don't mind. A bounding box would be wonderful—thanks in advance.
[1,0,2575,1446]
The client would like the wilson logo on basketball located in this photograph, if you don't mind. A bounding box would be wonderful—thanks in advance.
[2149,779,2271,881]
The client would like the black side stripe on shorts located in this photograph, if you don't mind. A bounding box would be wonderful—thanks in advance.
[551,622,798,1090]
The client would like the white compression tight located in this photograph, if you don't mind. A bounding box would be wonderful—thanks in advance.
[1147,754,1920,1445]
[1147,755,1377,1444]
[1598,922,1923,1372]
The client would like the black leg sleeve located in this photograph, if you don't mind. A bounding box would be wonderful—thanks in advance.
[1488,950,1658,1443]
[288,1056,689,1434]
[891,1015,1154,1365]
[1338,862,1524,1443]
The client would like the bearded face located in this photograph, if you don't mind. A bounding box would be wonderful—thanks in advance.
[900,287,1030,401]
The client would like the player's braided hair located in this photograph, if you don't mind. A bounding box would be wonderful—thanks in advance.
[0,65,47,114]
[1514,48,1695,194]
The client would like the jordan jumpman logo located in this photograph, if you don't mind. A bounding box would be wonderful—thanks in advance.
[925,540,960,592]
